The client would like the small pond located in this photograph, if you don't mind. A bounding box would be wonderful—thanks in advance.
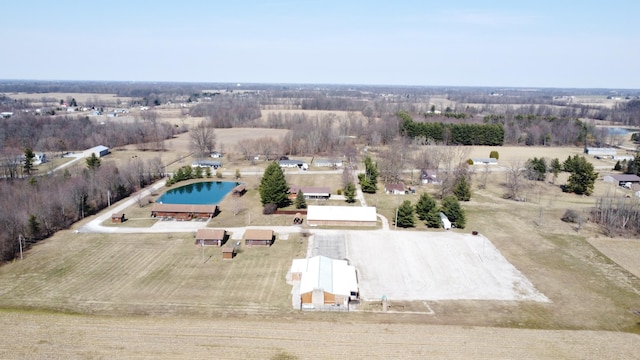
[157,181,241,205]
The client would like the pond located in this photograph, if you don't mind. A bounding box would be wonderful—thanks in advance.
[157,181,241,205]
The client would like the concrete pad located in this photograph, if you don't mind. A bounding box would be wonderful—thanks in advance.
[308,231,346,259]
[347,230,549,302]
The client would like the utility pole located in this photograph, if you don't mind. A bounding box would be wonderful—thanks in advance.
[394,207,398,230]
[18,234,24,260]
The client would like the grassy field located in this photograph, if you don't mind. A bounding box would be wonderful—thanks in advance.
[0,230,307,316]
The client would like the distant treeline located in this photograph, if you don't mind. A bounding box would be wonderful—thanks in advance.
[399,112,504,146]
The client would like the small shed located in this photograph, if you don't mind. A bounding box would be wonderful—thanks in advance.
[195,228,227,246]
[111,213,125,223]
[222,246,237,259]
[244,229,274,246]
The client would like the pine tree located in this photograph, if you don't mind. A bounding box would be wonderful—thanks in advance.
[361,155,378,193]
[259,162,290,208]
[396,200,415,228]
[343,182,356,203]
[86,153,101,170]
[453,176,471,201]
[441,195,466,229]
[295,190,307,209]
[563,156,598,195]
[550,158,562,184]
[23,148,36,175]
[415,192,437,220]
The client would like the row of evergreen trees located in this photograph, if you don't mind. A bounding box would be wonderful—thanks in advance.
[399,112,504,145]
[396,193,466,229]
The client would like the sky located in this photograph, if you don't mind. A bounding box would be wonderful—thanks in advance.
[1,0,639,89]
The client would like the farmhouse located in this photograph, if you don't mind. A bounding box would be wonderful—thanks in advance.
[279,159,308,170]
[82,145,110,158]
[585,147,617,157]
[244,229,274,246]
[195,228,227,246]
[210,151,223,158]
[385,182,405,195]
[151,203,218,220]
[289,186,331,200]
[420,169,440,184]
[314,158,343,168]
[192,160,222,169]
[306,205,377,227]
[613,155,635,161]
[603,174,640,187]
[471,158,498,165]
[287,255,359,310]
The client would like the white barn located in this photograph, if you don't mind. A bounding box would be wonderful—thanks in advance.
[82,145,110,158]
[288,255,358,310]
[585,147,617,157]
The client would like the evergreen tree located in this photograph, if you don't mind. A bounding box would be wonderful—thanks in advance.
[415,192,437,220]
[23,148,36,175]
[441,195,466,229]
[295,190,307,209]
[86,153,101,170]
[259,162,290,208]
[425,208,442,228]
[396,200,415,228]
[563,156,598,195]
[343,182,356,203]
[525,157,547,181]
[550,158,562,183]
[453,176,471,201]
[28,214,40,238]
[360,155,378,193]
[613,160,622,171]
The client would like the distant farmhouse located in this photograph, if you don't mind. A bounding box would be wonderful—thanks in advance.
[192,160,222,169]
[420,169,440,184]
[314,158,343,168]
[385,182,405,195]
[471,158,498,165]
[289,186,331,200]
[279,159,308,170]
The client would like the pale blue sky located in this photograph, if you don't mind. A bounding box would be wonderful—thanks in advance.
[1,0,638,88]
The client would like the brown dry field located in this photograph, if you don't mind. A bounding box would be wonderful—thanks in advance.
[2,110,640,356]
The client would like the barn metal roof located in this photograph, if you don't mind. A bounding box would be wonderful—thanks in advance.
[307,205,377,222]
[294,256,358,296]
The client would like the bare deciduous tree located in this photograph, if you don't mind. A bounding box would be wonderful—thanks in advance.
[189,121,216,158]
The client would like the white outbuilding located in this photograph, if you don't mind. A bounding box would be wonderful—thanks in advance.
[287,255,359,310]
[306,205,377,227]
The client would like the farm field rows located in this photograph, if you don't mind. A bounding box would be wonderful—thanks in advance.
[1,311,638,359]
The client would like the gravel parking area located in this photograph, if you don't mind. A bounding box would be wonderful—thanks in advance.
[347,230,549,302]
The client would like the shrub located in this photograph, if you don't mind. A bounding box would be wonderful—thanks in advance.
[263,203,278,215]
[489,150,499,159]
[561,209,580,223]
[467,159,473,165]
